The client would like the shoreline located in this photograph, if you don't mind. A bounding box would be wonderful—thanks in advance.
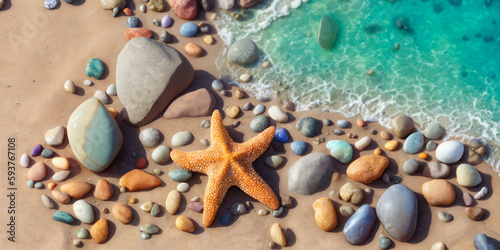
[0,1,499,249]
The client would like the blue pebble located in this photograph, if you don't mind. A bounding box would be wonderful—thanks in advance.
[44,0,59,9]
[403,132,424,154]
[219,213,232,225]
[337,119,349,128]
[343,204,377,245]
[86,58,104,79]
[168,169,193,182]
[291,141,307,155]
[180,22,198,37]
[53,211,75,224]
[127,17,140,28]
[274,128,289,143]
[475,233,500,250]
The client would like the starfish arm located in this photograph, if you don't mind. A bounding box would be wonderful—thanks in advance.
[235,168,279,210]
[170,149,216,174]
[202,171,234,227]
[235,126,276,165]
[209,110,233,152]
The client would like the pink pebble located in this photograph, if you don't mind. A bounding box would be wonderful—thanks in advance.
[463,192,474,207]
[187,201,203,213]
[27,162,46,181]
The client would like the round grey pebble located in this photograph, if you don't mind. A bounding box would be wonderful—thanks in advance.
[212,80,224,91]
[34,182,43,189]
[258,209,269,216]
[139,128,162,148]
[41,194,54,209]
[272,206,284,217]
[171,131,193,147]
[370,129,377,135]
[177,182,190,193]
[141,232,151,240]
[153,169,162,175]
[250,116,270,132]
[233,121,241,127]
[76,228,89,239]
[257,96,271,102]
[83,79,92,86]
[437,210,453,222]
[200,139,209,146]
[243,102,253,111]
[201,119,211,128]
[153,19,160,26]
[379,234,392,249]
[403,159,420,175]
[160,30,171,43]
[323,119,332,126]
[94,90,108,104]
[230,202,247,215]
[120,186,127,193]
[253,104,266,115]
[426,141,437,151]
[337,119,349,128]
[333,129,342,135]
[151,204,160,217]
[151,145,170,164]
[220,90,227,96]
[106,84,117,96]
[27,180,35,188]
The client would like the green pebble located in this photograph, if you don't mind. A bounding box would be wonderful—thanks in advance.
[34,182,43,189]
[41,149,54,158]
[153,169,162,175]
[168,169,193,182]
[140,224,159,234]
[27,180,35,188]
[86,58,104,79]
[76,228,89,239]
[141,232,151,240]
[151,204,160,217]
[272,206,284,217]
[53,211,75,224]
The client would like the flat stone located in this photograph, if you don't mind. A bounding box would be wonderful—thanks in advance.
[53,211,75,224]
[312,197,337,231]
[346,155,389,184]
[161,14,172,28]
[67,98,123,172]
[45,126,65,146]
[403,159,420,175]
[139,128,161,148]
[288,153,334,195]
[268,105,288,123]
[340,182,363,205]
[100,0,126,9]
[112,203,133,224]
[456,163,482,187]
[90,218,109,244]
[296,117,321,137]
[188,201,204,213]
[391,115,414,139]
[27,162,46,181]
[343,204,376,245]
[41,148,54,158]
[163,88,216,119]
[326,140,353,163]
[86,58,104,79]
[463,193,474,206]
[270,223,286,247]
[243,102,253,111]
[171,131,193,147]
[435,140,464,164]
[424,123,444,139]
[169,169,193,182]
[53,170,71,182]
[253,104,265,115]
[61,181,92,199]
[73,200,94,224]
[403,132,424,154]
[340,205,355,217]
[376,184,418,241]
[177,182,190,192]
[426,141,437,151]
[317,15,338,50]
[465,207,485,220]
[151,145,170,164]
[94,179,114,201]
[166,190,181,214]
[119,169,162,191]
[423,162,451,179]
[422,179,456,206]
[117,38,194,126]
[227,38,259,65]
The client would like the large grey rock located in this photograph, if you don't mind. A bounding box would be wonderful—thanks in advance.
[116,38,194,126]
[288,153,334,195]
[227,39,258,65]
[376,184,418,242]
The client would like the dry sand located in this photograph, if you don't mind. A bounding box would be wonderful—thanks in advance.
[0,1,499,249]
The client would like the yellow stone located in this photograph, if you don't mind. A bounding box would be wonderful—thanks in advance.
[60,181,92,199]
[225,106,240,118]
[203,35,214,45]
[235,89,244,99]
[107,107,118,118]
[312,197,337,231]
[270,223,286,247]
[210,13,217,20]
[339,182,363,205]
[175,215,195,232]
[374,148,382,155]
[384,140,399,151]
[90,218,109,244]
[262,61,270,68]
[52,157,70,170]
[166,190,181,214]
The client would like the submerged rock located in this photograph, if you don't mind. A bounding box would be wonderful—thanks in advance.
[317,15,339,50]
[227,38,259,65]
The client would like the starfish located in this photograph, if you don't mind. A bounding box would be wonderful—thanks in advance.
[170,110,279,227]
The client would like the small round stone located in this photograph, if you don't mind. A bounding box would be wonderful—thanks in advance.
[34,182,43,189]
[250,116,270,132]
[437,211,453,222]
[243,102,253,111]
[177,182,190,193]
[153,169,162,175]
[41,148,54,158]
[426,141,437,151]
[233,121,241,127]
[269,242,276,249]
[403,159,420,175]
[258,209,269,216]
[253,104,266,115]
[141,232,151,240]
[64,80,76,93]
[231,202,247,215]
[201,119,211,128]
[120,186,127,193]
[83,80,92,86]
[27,180,35,188]
[139,128,162,148]
[151,204,160,217]
[226,106,240,118]
[73,239,81,247]
[431,242,446,250]
[191,196,200,202]
[272,206,284,217]
[333,129,342,135]
[340,205,355,217]
[337,120,349,128]
[169,169,193,182]
[141,201,154,212]
[140,224,159,234]
[212,80,224,91]
[240,74,252,83]
[200,139,209,146]
[323,119,332,126]
[379,234,393,249]
[102,208,109,214]
[76,228,89,239]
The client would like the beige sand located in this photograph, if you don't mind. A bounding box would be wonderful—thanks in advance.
[0,1,499,249]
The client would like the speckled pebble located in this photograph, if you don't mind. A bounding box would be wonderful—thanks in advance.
[177,182,190,193]
[27,180,35,188]
[437,211,453,222]
[76,228,89,239]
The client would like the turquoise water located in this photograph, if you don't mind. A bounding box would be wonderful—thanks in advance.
[213,0,500,173]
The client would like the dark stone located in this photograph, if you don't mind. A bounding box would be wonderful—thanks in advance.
[433,3,443,13]
[462,71,468,77]
[296,117,321,137]
[475,33,482,37]
[484,35,494,42]
[462,35,469,41]
[396,19,404,29]
[487,72,496,79]
[364,24,381,34]
[449,0,462,6]
[197,0,214,11]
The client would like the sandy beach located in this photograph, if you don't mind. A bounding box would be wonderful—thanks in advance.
[1,1,499,249]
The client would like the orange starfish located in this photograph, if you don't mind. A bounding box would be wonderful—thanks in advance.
[170,110,279,227]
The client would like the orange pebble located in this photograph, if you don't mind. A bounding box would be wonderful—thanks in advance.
[107,107,118,119]
[136,157,147,169]
[356,119,366,127]
[419,153,428,160]
[48,182,56,190]
[374,148,382,155]
[123,8,132,16]
[128,198,137,204]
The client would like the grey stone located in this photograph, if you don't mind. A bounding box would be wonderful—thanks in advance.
[160,30,171,43]
[151,145,170,164]
[201,119,210,128]
[41,194,54,209]
[426,141,437,151]
[171,131,193,147]
[140,224,159,234]
[296,117,321,137]
[403,159,420,175]
[288,153,334,195]
[243,102,253,111]
[424,123,444,140]
[474,233,500,250]
[198,0,214,11]
[250,116,270,132]
[437,211,453,222]
[253,104,265,115]
[391,115,414,138]
[379,234,393,249]
[139,128,161,147]
[227,38,258,65]
[212,80,224,91]
[76,228,89,239]
[53,170,71,182]
[423,162,450,178]
[117,38,194,126]
[107,84,117,96]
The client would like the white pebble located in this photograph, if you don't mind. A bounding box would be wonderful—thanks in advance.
[191,196,199,202]
[83,80,92,86]
[140,4,146,12]
[64,80,76,93]
[239,73,251,83]
[106,84,117,96]
[45,125,65,146]
[20,153,29,167]
[177,182,190,193]
[200,139,209,146]
[474,186,488,200]
[258,209,269,216]
[53,170,71,182]
[94,90,109,104]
